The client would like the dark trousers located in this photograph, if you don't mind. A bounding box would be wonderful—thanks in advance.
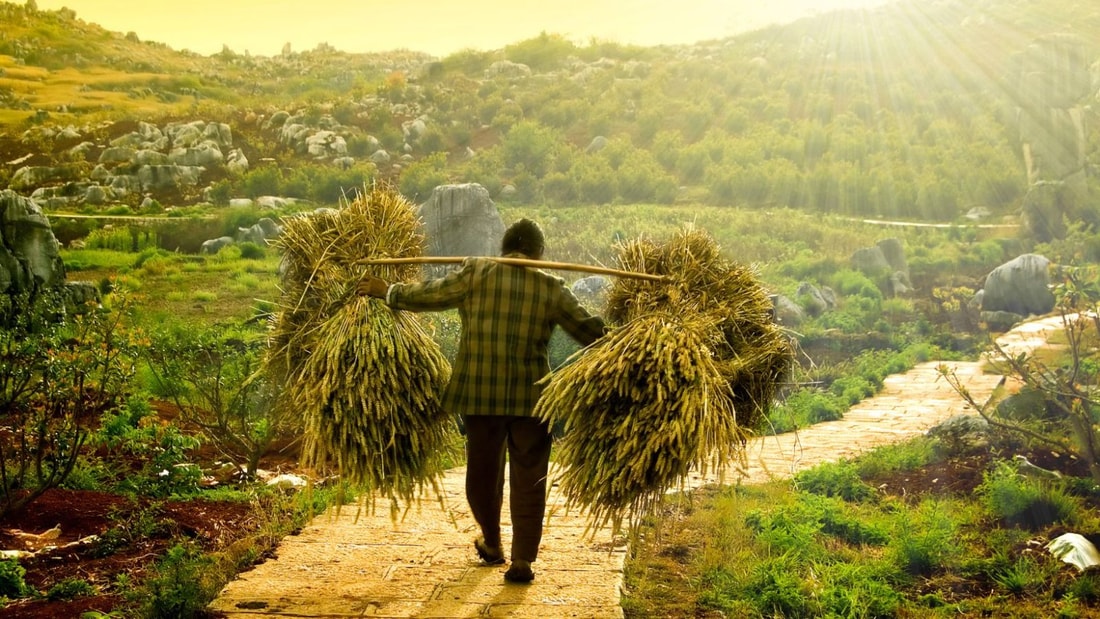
[463,415,552,563]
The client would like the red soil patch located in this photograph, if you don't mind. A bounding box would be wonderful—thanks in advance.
[0,489,263,618]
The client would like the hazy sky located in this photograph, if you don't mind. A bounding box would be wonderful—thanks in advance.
[34,0,892,57]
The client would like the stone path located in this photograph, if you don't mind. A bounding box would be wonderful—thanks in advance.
[208,316,1066,618]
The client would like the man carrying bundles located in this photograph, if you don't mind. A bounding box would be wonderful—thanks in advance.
[359,218,606,584]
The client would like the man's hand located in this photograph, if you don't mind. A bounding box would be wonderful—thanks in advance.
[357,275,390,298]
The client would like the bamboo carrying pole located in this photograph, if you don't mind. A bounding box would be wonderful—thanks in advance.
[358,256,667,282]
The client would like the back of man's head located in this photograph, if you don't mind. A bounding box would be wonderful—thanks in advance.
[501,219,544,259]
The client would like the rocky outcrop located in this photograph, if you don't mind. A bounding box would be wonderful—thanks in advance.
[850,238,911,296]
[979,254,1055,319]
[0,189,65,297]
[1015,34,1092,241]
[417,183,505,263]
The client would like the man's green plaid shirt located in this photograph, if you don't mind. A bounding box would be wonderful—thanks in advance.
[388,256,605,417]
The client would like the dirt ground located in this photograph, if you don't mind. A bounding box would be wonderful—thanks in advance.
[0,488,265,618]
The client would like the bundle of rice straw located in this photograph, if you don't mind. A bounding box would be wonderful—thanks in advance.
[535,226,792,532]
[265,182,457,511]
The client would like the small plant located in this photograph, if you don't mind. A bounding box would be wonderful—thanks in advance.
[0,558,29,599]
[143,543,214,618]
[46,577,96,601]
[794,460,877,502]
[888,499,960,575]
[977,460,1078,529]
[990,555,1046,595]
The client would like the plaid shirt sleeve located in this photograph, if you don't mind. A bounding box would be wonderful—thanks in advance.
[384,258,604,417]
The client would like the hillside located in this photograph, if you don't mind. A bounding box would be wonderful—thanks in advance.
[0,0,1097,230]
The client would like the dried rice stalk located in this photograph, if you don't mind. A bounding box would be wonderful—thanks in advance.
[265,182,457,512]
[536,226,792,533]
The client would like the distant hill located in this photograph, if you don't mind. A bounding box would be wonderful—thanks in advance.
[0,0,1097,233]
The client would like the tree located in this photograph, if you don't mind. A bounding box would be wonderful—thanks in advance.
[0,293,138,516]
[501,121,560,178]
[942,272,1100,482]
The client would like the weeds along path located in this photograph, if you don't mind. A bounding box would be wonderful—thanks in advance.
[208,315,1065,618]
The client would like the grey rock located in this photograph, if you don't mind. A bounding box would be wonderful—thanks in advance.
[966,207,993,220]
[0,189,65,295]
[98,146,136,164]
[369,149,391,165]
[980,254,1055,316]
[982,310,1025,331]
[850,246,891,275]
[795,282,830,317]
[571,276,610,307]
[168,141,224,167]
[67,141,94,157]
[166,120,206,148]
[485,60,532,78]
[132,149,169,166]
[586,136,609,154]
[256,196,297,209]
[229,198,254,208]
[926,414,990,454]
[90,164,110,182]
[772,294,804,327]
[10,166,78,190]
[876,238,908,274]
[83,185,108,205]
[137,165,204,191]
[263,110,291,130]
[63,280,100,310]
[226,148,249,175]
[417,183,505,262]
[200,236,236,255]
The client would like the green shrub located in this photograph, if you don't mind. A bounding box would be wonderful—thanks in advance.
[743,507,822,561]
[855,438,936,478]
[990,555,1048,595]
[794,461,877,502]
[143,543,214,618]
[831,269,884,300]
[0,559,29,599]
[888,499,959,575]
[818,561,904,617]
[769,389,843,433]
[237,242,266,260]
[0,292,139,517]
[94,396,202,497]
[46,577,96,601]
[743,555,821,618]
[398,152,448,202]
[978,460,1079,529]
[143,323,292,477]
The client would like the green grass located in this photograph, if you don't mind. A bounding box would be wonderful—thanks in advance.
[623,436,1100,618]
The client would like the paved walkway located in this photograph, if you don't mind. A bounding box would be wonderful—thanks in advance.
[209,316,1066,618]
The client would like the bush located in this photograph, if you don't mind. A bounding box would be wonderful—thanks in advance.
[94,396,202,497]
[794,461,877,502]
[0,292,138,517]
[889,499,960,575]
[978,460,1078,529]
[237,242,266,260]
[46,577,96,601]
[769,389,843,433]
[398,152,448,202]
[0,559,29,599]
[143,323,292,477]
[143,543,215,618]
